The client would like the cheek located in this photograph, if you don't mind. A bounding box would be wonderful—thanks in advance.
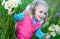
[35,14,39,18]
[43,15,46,18]
[35,12,39,16]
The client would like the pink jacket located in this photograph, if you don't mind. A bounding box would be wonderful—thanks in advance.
[15,15,41,39]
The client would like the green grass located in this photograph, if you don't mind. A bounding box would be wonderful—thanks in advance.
[0,0,60,39]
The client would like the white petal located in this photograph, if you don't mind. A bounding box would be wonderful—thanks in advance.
[50,32,56,37]
[1,0,5,6]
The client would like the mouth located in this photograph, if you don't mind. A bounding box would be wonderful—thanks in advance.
[37,16,43,21]
[40,17,42,19]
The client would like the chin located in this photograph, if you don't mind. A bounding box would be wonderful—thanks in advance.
[37,19,40,21]
[38,18,42,21]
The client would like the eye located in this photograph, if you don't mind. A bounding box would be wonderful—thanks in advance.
[44,13,47,15]
[40,11,43,13]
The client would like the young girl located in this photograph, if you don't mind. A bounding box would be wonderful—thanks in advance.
[8,0,50,39]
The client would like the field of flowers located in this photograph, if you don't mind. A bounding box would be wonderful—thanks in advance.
[0,0,60,39]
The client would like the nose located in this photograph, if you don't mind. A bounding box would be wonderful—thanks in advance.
[39,13,43,18]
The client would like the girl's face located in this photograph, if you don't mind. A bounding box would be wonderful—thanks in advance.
[34,5,48,21]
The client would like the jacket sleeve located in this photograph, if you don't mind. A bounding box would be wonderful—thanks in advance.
[35,28,46,39]
[14,12,25,22]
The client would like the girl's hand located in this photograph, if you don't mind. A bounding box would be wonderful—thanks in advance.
[8,9,14,15]
[46,33,51,39]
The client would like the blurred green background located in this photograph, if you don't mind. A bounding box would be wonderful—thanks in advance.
[0,0,60,39]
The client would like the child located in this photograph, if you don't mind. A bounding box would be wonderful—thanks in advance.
[8,0,50,39]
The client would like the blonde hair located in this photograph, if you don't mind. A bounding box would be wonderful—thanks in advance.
[25,0,49,23]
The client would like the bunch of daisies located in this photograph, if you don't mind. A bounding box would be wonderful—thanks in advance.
[1,0,21,10]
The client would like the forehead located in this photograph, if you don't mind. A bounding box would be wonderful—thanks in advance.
[35,5,48,12]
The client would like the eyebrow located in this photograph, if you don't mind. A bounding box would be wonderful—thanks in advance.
[40,11,43,13]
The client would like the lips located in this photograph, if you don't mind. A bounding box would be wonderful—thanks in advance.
[38,16,43,19]
[40,17,42,19]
